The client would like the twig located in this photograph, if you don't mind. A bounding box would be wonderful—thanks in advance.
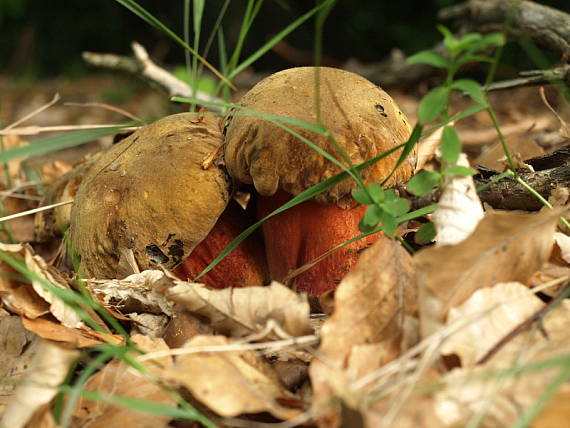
[0,200,73,223]
[83,41,223,108]
[477,282,570,365]
[4,93,61,130]
[64,102,142,122]
[137,335,319,362]
[0,124,140,137]
[486,65,570,92]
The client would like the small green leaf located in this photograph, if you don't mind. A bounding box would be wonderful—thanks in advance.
[437,24,457,54]
[363,204,382,228]
[455,54,493,68]
[380,211,398,236]
[407,171,441,196]
[407,51,449,68]
[418,86,449,124]
[382,197,410,217]
[455,33,483,52]
[452,79,486,104]
[441,125,461,164]
[352,187,373,205]
[480,33,505,48]
[368,183,385,203]
[442,165,476,176]
[415,222,436,244]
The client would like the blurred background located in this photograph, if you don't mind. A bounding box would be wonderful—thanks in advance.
[2,0,568,78]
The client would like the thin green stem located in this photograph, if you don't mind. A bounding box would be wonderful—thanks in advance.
[486,102,515,170]
[515,175,570,230]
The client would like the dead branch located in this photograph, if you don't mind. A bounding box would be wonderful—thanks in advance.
[411,148,570,211]
[439,0,570,56]
[83,41,222,107]
[486,65,570,92]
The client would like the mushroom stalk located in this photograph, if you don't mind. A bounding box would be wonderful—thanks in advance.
[258,190,380,295]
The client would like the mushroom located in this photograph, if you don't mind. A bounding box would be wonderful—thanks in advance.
[224,67,414,295]
[70,113,267,287]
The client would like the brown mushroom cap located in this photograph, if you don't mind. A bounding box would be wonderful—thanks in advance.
[70,113,230,279]
[225,67,414,206]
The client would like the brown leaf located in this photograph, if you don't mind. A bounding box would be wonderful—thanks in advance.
[0,247,51,319]
[87,270,175,316]
[0,243,106,330]
[21,316,118,348]
[434,282,570,426]
[160,334,302,419]
[163,280,311,338]
[415,208,565,335]
[0,340,78,428]
[0,310,40,413]
[72,335,176,428]
[310,237,417,426]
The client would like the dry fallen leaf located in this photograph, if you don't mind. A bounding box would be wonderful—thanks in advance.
[432,153,484,246]
[160,334,302,420]
[553,231,570,264]
[21,316,118,348]
[441,282,544,367]
[310,237,417,427]
[0,310,40,413]
[415,208,565,336]
[0,243,83,328]
[0,340,78,428]
[87,270,175,316]
[72,335,176,428]
[431,281,570,426]
[163,280,311,338]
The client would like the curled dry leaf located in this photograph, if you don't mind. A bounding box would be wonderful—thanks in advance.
[415,208,566,337]
[434,283,570,427]
[87,270,174,316]
[0,340,78,428]
[310,237,417,426]
[0,310,39,413]
[21,316,115,348]
[554,231,570,264]
[160,334,302,419]
[162,280,311,338]
[0,243,82,328]
[441,282,544,367]
[72,335,176,428]
[432,153,484,246]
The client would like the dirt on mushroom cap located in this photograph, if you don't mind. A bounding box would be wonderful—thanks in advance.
[70,113,230,279]
[225,67,414,206]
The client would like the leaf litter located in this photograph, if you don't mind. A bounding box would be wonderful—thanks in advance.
[3,79,570,428]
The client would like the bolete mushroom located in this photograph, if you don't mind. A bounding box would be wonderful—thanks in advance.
[225,67,414,295]
[70,113,267,287]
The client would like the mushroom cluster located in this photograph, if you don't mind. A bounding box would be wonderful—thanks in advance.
[69,67,414,295]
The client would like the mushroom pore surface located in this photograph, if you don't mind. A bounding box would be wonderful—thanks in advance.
[225,67,414,206]
[70,113,230,279]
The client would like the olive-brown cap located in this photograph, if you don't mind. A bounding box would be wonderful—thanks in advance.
[224,67,414,206]
[70,113,230,279]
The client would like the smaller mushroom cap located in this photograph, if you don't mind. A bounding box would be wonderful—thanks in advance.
[225,67,414,206]
[70,113,230,279]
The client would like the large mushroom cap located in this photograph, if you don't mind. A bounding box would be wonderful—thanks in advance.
[225,67,414,206]
[70,113,230,279]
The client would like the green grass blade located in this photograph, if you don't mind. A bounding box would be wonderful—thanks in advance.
[381,123,423,187]
[511,362,570,428]
[58,385,217,427]
[0,126,128,163]
[228,0,333,79]
[113,0,234,89]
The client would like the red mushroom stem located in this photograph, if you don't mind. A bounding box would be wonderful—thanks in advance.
[257,190,381,295]
[173,200,269,288]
